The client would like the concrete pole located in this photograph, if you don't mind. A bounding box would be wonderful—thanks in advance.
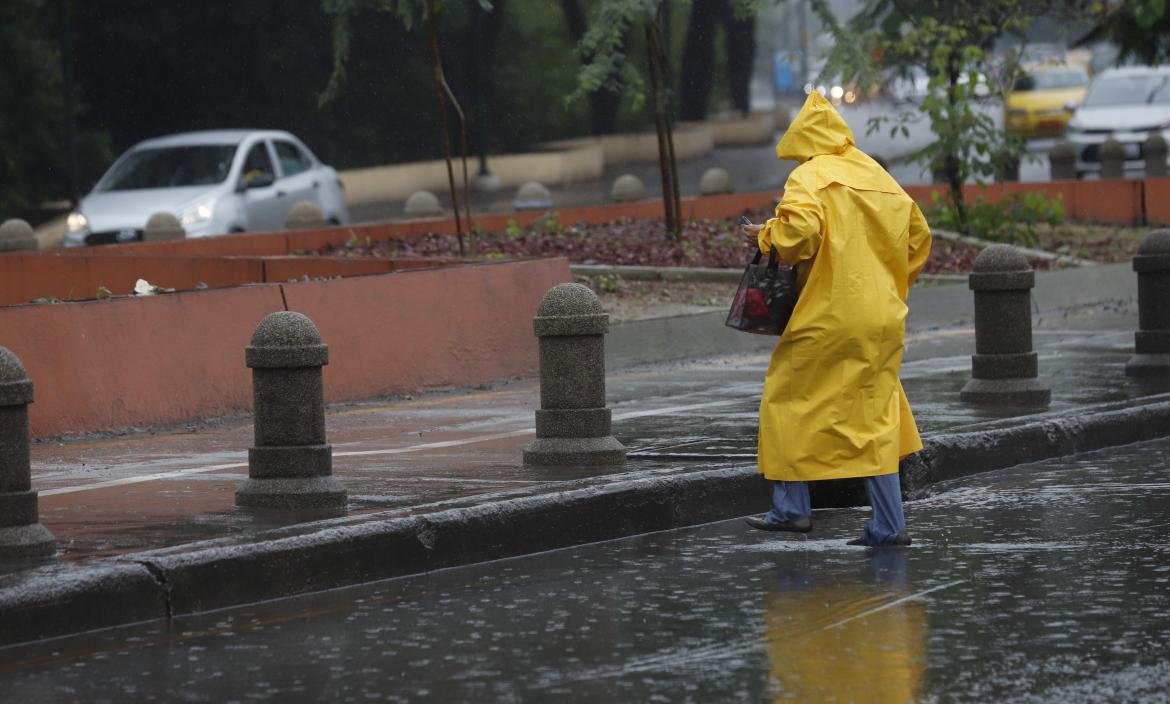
[0,347,55,557]
[1049,141,1077,181]
[523,283,626,467]
[1099,138,1125,180]
[143,212,185,242]
[236,311,347,510]
[960,245,1051,407]
[1126,229,1170,377]
[1145,133,1168,179]
[285,201,326,230]
[0,219,38,252]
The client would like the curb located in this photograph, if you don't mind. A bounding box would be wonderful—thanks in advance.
[932,228,1097,268]
[3,396,1169,647]
[572,263,966,285]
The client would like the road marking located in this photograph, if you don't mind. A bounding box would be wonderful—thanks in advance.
[38,396,752,497]
[826,579,967,630]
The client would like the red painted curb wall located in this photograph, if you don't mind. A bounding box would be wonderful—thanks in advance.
[1,286,284,437]
[0,258,572,437]
[283,259,569,403]
[1144,178,1170,225]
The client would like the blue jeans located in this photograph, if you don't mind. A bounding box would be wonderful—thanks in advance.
[766,473,907,545]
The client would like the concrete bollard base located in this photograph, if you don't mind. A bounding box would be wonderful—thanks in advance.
[0,522,56,558]
[960,377,1052,406]
[235,476,348,510]
[247,445,332,478]
[1125,353,1170,377]
[523,436,627,467]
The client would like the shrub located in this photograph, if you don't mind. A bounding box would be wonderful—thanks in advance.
[926,191,1063,247]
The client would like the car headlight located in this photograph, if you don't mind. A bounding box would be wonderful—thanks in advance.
[66,211,88,233]
[829,85,844,100]
[179,199,216,227]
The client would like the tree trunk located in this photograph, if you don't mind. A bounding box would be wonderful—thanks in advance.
[944,54,969,235]
[646,20,681,240]
[678,0,719,121]
[424,0,465,256]
[720,1,755,116]
[471,0,505,177]
[560,0,622,134]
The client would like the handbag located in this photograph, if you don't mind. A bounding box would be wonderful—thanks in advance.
[724,246,799,336]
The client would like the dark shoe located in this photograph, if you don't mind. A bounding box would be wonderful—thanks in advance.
[847,531,912,547]
[744,515,812,533]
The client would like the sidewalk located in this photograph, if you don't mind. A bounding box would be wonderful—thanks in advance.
[2,261,1166,645]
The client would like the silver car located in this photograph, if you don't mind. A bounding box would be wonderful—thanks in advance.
[63,130,350,246]
[1065,66,1170,178]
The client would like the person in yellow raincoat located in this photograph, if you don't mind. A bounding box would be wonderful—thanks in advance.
[741,92,931,546]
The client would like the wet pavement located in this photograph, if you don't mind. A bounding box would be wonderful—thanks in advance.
[12,306,1168,576]
[2,435,1168,702]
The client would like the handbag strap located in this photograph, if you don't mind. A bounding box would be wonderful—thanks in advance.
[767,246,780,271]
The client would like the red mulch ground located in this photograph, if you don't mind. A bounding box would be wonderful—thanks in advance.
[320,210,1060,274]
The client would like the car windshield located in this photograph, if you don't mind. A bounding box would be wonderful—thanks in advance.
[98,145,236,191]
[1083,74,1170,107]
[1013,70,1088,91]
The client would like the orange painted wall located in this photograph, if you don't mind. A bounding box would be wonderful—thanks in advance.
[1069,180,1145,225]
[0,286,285,437]
[0,258,572,437]
[283,258,570,403]
[260,257,395,282]
[0,253,266,304]
[1142,178,1170,225]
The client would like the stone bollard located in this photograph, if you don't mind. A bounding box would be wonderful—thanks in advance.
[610,174,646,202]
[1126,229,1170,377]
[994,148,1020,183]
[1049,141,1077,181]
[236,312,347,510]
[474,172,501,194]
[960,245,1051,407]
[143,212,185,242]
[513,181,553,211]
[1145,133,1168,179]
[523,283,626,467]
[1099,138,1125,180]
[0,347,55,557]
[699,167,734,195]
[286,201,326,229]
[0,218,38,252]
[405,191,442,217]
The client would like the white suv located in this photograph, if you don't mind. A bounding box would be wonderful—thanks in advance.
[63,130,350,246]
[1065,66,1170,178]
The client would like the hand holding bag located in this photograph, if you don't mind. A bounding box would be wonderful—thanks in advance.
[725,246,799,336]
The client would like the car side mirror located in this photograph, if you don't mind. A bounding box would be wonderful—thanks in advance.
[240,172,275,191]
[1064,100,1079,112]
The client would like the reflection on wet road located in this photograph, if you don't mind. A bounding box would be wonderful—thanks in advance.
[2,438,1169,702]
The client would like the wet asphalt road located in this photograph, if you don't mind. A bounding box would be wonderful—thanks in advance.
[2,437,1169,702]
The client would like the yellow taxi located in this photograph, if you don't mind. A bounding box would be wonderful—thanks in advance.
[1004,65,1090,138]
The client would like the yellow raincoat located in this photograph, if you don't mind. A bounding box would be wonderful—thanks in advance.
[757,93,931,482]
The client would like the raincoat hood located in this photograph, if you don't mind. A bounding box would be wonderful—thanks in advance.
[775,92,855,162]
